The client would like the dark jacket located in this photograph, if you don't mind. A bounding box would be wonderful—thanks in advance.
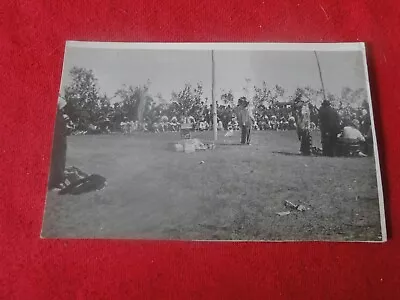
[49,108,67,188]
[319,103,341,134]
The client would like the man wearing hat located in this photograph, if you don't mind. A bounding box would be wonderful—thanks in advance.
[237,97,255,145]
[318,100,341,157]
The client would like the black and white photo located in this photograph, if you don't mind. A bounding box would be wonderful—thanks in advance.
[41,42,386,241]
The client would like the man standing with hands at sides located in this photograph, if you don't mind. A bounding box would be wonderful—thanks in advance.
[49,97,68,190]
[238,97,255,145]
[319,100,341,157]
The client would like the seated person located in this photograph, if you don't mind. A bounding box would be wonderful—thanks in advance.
[217,119,224,131]
[288,116,296,130]
[160,115,169,132]
[152,122,160,133]
[336,120,367,157]
[132,121,139,132]
[270,115,278,130]
[199,120,207,131]
[231,116,239,130]
[227,121,233,131]
[279,117,289,131]
[352,119,360,129]
[257,120,265,130]
[142,122,148,132]
[169,116,179,131]
[188,115,196,130]
[204,120,210,130]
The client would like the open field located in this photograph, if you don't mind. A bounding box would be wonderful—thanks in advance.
[42,130,382,241]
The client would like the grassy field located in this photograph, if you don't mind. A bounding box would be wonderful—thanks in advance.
[41,130,383,241]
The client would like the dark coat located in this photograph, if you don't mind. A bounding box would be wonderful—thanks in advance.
[48,108,67,188]
[319,103,341,135]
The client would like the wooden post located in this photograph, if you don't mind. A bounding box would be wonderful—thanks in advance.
[212,50,217,142]
[314,50,327,102]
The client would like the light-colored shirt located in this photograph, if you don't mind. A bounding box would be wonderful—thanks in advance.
[294,104,311,130]
[238,108,255,126]
[341,126,365,142]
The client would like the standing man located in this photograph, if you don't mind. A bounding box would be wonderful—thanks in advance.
[49,98,68,190]
[238,97,255,145]
[293,97,312,156]
[318,100,341,157]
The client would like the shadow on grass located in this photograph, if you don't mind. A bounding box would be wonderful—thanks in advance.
[218,142,245,146]
[272,151,329,158]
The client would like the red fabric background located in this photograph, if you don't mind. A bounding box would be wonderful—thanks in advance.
[1,0,399,299]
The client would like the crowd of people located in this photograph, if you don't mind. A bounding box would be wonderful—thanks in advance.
[60,93,373,159]
[66,104,313,136]
[49,94,374,190]
[62,97,318,136]
[292,95,372,157]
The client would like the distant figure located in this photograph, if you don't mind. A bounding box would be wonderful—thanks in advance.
[288,116,296,130]
[279,116,289,131]
[319,100,341,157]
[49,101,68,190]
[188,115,196,130]
[214,117,223,131]
[170,116,179,131]
[360,109,371,136]
[237,97,255,145]
[270,115,278,130]
[152,122,160,133]
[160,115,169,132]
[199,118,208,131]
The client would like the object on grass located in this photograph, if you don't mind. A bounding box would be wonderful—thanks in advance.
[225,130,234,137]
[180,123,192,139]
[276,211,291,216]
[284,200,298,210]
[297,204,307,212]
[58,166,107,195]
[170,138,209,153]
[184,142,196,153]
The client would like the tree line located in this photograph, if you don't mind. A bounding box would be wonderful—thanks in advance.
[60,66,369,133]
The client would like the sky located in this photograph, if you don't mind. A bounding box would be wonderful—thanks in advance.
[60,46,368,105]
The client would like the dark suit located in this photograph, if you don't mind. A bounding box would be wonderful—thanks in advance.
[49,108,67,189]
[238,107,254,144]
[319,103,341,157]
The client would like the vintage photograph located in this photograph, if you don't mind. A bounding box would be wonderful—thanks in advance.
[41,42,386,241]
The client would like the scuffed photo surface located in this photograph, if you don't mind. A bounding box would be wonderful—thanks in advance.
[41,42,386,242]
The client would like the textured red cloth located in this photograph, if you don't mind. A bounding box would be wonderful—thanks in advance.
[1,0,399,299]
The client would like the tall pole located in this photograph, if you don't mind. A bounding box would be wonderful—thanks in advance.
[212,50,217,142]
[314,51,327,102]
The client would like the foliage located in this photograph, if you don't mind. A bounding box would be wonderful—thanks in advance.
[170,83,204,121]
[115,81,152,122]
[221,89,234,106]
[61,67,370,134]
[62,67,111,130]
